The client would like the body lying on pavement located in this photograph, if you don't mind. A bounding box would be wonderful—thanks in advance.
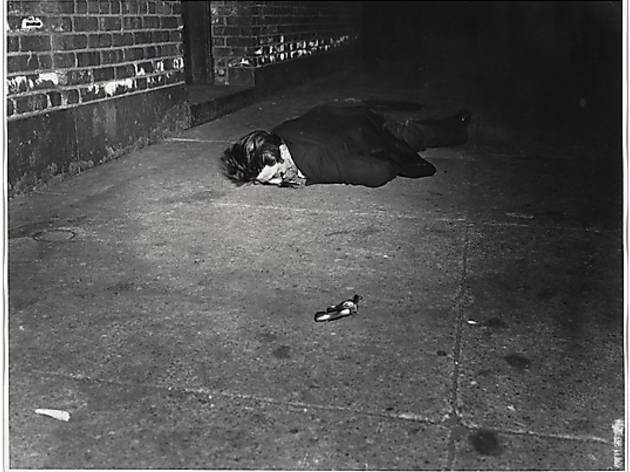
[221,98,472,188]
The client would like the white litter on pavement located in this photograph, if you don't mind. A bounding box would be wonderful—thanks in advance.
[398,412,427,421]
[35,409,70,422]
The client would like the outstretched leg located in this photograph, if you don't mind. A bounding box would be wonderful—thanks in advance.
[363,99,426,114]
[383,130,437,179]
[411,110,472,149]
[383,110,472,151]
[365,99,472,151]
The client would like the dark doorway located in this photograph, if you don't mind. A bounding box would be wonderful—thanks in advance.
[181,0,213,84]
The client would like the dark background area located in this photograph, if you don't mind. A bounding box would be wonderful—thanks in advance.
[362,1,622,141]
[7,1,622,193]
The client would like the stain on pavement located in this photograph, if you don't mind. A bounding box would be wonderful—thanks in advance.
[504,353,531,370]
[469,429,502,456]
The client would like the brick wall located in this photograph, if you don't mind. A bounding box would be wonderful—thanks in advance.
[6,0,362,194]
[7,0,185,120]
[210,1,361,85]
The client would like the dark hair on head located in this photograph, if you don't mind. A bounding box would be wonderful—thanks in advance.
[221,130,283,184]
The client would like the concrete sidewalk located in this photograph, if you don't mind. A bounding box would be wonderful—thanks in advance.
[8,64,624,469]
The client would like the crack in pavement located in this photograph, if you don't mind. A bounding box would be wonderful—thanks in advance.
[8,201,619,237]
[26,368,612,447]
[445,224,471,468]
[468,424,612,445]
[28,368,444,426]
[441,220,614,470]
[208,202,619,235]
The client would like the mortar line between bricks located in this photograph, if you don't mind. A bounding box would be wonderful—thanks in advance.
[444,224,470,470]
[28,369,444,427]
[72,94,81,173]
[6,81,183,121]
[7,53,185,94]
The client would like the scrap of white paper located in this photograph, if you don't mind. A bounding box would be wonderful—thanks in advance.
[35,408,70,422]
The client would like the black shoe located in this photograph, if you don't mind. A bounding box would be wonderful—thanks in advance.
[398,157,436,178]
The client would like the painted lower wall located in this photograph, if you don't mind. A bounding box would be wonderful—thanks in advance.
[8,84,189,195]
